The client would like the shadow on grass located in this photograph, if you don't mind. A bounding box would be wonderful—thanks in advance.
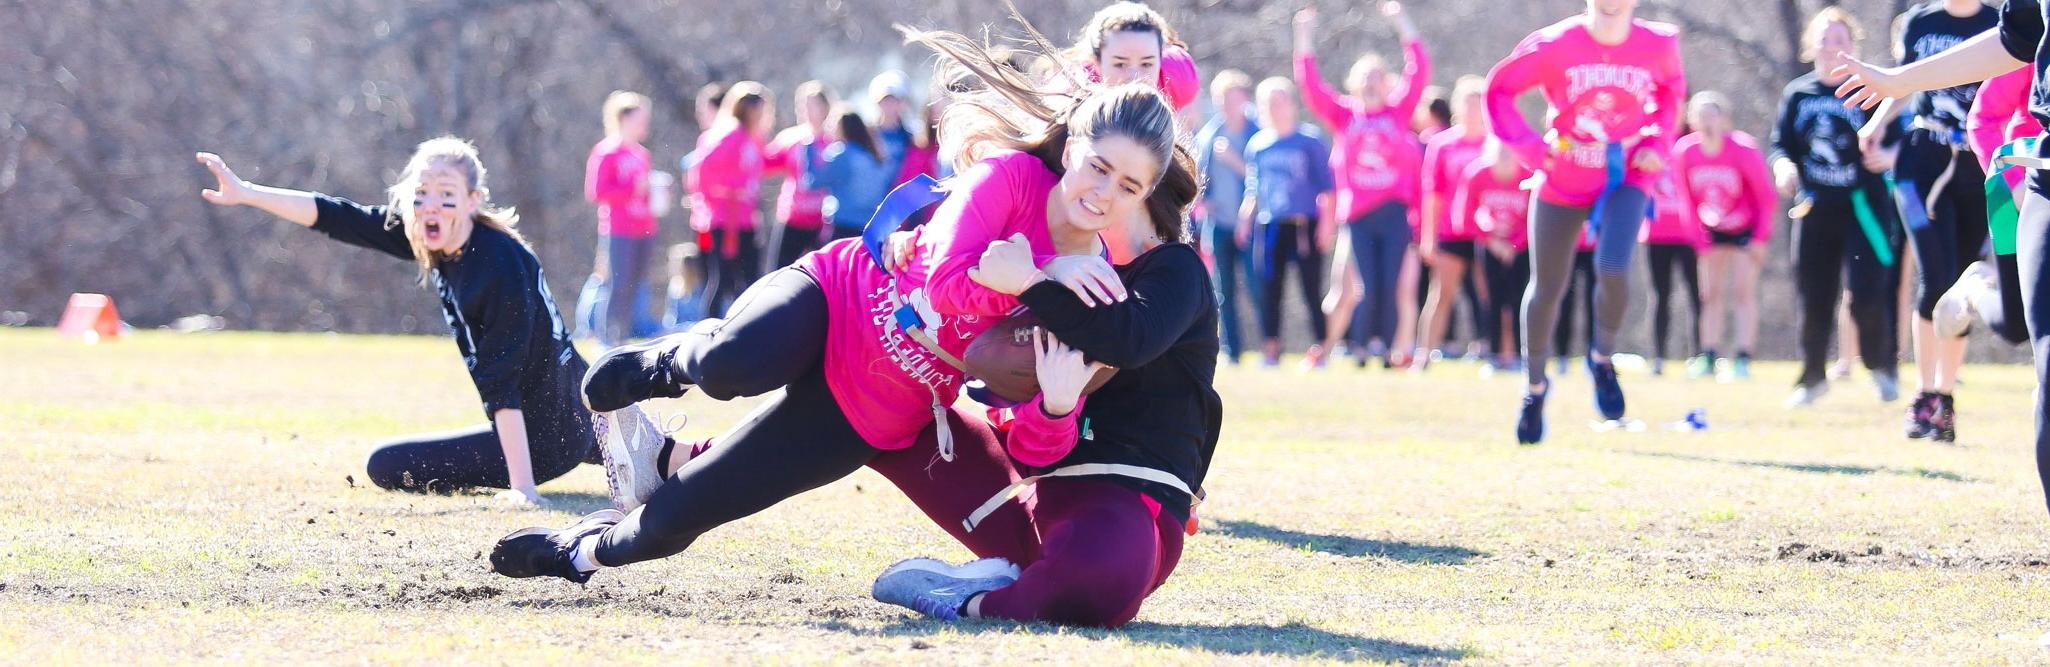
[1210,520,1488,564]
[1630,451,1976,482]
[828,619,1468,662]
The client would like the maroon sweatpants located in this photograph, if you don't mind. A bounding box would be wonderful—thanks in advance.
[868,406,1185,628]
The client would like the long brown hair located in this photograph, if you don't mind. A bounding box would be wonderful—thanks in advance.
[830,104,884,162]
[1072,2,1185,66]
[899,22,1197,243]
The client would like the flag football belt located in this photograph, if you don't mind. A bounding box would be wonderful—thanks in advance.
[1987,137,2044,257]
[963,462,1206,536]
[861,175,971,460]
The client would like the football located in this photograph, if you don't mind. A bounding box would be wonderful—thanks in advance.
[963,311,1118,404]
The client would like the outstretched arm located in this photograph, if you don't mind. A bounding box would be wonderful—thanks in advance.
[196,152,317,226]
[1835,30,2024,110]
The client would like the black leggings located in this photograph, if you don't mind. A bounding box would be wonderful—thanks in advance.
[1979,252,2029,345]
[1483,250,1530,358]
[364,385,595,492]
[701,229,761,317]
[1257,220,1328,341]
[1550,251,1597,360]
[1645,244,1702,360]
[1897,132,1990,321]
[2014,184,2050,516]
[1793,195,1902,385]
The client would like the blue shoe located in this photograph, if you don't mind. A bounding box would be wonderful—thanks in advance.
[871,557,1021,621]
[489,509,624,584]
[1588,357,1626,421]
[582,337,691,412]
[1516,390,1547,445]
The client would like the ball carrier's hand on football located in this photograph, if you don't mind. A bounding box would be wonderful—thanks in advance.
[1033,328,1104,418]
[969,233,1127,306]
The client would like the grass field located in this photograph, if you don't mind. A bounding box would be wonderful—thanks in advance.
[5,328,2050,664]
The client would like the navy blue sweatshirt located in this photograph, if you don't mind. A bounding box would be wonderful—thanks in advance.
[1017,243,1222,521]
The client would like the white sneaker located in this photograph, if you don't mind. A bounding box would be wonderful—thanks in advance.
[1785,381,1830,409]
[1934,261,1996,339]
[594,404,675,512]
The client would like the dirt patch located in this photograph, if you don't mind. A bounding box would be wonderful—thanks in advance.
[1775,542,2050,569]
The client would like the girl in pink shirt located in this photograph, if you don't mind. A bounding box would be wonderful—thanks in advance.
[1417,77,1492,369]
[491,29,1201,593]
[1485,0,1687,444]
[763,81,834,268]
[585,92,659,347]
[689,82,773,316]
[1458,141,1536,370]
[1295,2,1431,367]
[1674,93,1779,380]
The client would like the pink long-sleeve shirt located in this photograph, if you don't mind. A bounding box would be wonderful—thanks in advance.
[584,137,657,239]
[794,150,1064,451]
[1457,159,1535,252]
[1640,170,1705,248]
[1484,17,1686,208]
[1969,66,2041,190]
[1670,131,1778,245]
[1421,128,1490,242]
[1296,41,1432,224]
[688,127,766,233]
[765,125,829,231]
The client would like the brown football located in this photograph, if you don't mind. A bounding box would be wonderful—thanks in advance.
[964,312,1119,404]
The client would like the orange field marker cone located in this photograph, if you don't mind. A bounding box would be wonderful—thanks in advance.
[56,293,123,343]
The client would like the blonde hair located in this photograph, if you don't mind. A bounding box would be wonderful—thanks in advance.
[715,81,772,137]
[1210,69,1253,102]
[1802,7,1865,63]
[601,90,649,137]
[382,136,523,281]
[1256,77,1296,102]
[1688,90,1731,116]
[1346,54,1390,94]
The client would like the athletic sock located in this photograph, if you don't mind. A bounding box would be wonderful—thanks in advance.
[570,534,604,573]
[1702,348,1718,361]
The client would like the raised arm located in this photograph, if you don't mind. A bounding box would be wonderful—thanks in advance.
[1292,7,1358,129]
[1385,2,1431,119]
[1835,29,2026,110]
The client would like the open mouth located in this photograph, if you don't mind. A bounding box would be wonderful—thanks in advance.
[1079,200,1106,217]
[423,220,443,242]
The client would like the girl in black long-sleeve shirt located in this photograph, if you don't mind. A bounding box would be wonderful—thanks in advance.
[868,222,1221,629]
[194,138,593,506]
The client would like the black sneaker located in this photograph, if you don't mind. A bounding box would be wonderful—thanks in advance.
[1905,392,1937,440]
[1930,393,1957,443]
[489,508,625,584]
[1516,389,1547,445]
[1587,357,1626,421]
[582,337,691,412]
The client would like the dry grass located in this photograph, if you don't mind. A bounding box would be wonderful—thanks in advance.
[3,328,2049,664]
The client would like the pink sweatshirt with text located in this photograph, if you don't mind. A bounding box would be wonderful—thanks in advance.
[688,127,766,233]
[1640,170,1705,248]
[1670,131,1778,244]
[1484,17,1686,208]
[584,137,657,239]
[1968,66,2041,190]
[1457,159,1535,252]
[794,150,1067,451]
[1421,129,1490,242]
[1297,40,1432,223]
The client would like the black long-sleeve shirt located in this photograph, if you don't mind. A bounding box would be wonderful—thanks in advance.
[1016,243,1222,521]
[2000,0,2050,135]
[310,195,590,425]
[1770,72,1899,207]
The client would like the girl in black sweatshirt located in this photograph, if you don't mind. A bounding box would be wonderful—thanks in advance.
[194,138,593,506]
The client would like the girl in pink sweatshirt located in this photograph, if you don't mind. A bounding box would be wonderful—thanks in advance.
[1458,142,1536,371]
[689,81,773,316]
[763,81,834,268]
[1673,92,1778,380]
[1417,77,1491,369]
[1295,2,1431,366]
[491,29,1201,593]
[1640,169,1705,376]
[1485,0,1686,444]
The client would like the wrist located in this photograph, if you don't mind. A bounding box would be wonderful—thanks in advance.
[1039,396,1075,419]
[1018,269,1049,294]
